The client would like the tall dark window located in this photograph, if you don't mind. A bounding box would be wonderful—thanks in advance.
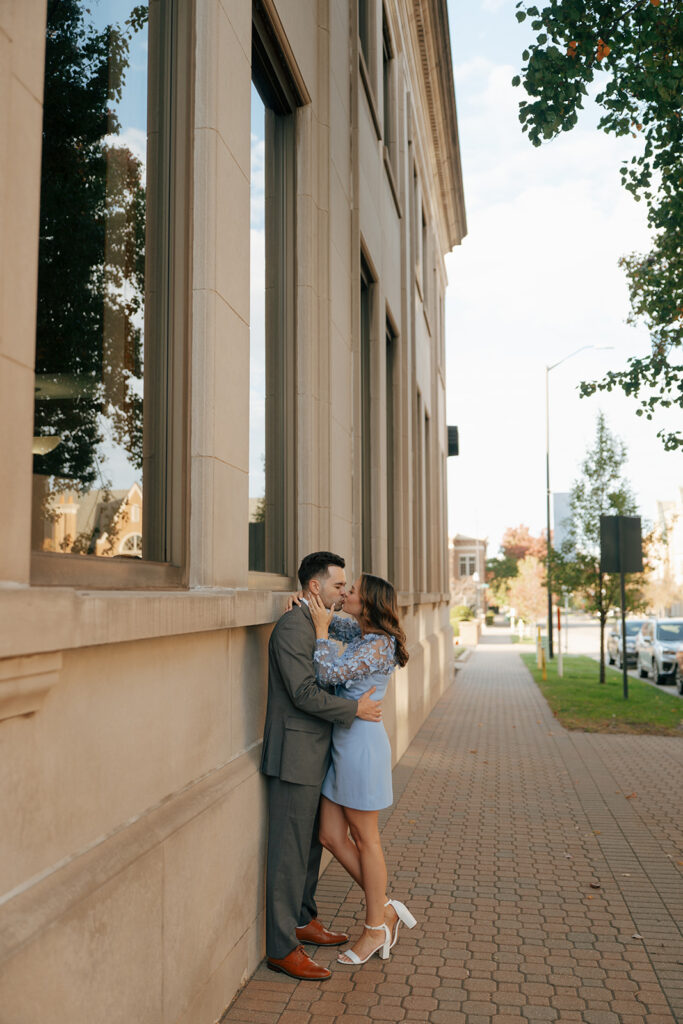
[249,8,298,575]
[424,412,432,591]
[361,257,374,571]
[421,206,429,304]
[386,319,396,583]
[382,9,395,170]
[413,167,419,261]
[414,391,424,592]
[31,1,190,580]
[359,0,371,68]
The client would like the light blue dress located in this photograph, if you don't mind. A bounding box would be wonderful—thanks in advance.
[314,615,397,811]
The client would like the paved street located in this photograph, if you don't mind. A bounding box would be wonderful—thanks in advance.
[221,637,683,1024]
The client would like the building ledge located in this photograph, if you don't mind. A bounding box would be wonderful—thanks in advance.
[0,586,450,661]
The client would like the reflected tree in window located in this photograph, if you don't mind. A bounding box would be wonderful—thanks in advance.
[34,0,147,495]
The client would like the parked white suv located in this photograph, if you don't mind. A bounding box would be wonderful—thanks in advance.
[607,619,646,668]
[635,618,683,685]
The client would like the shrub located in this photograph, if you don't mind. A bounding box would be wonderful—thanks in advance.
[451,604,474,621]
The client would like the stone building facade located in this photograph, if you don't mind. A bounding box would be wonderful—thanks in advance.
[0,1,465,1020]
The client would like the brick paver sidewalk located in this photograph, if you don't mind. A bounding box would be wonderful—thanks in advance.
[222,640,683,1024]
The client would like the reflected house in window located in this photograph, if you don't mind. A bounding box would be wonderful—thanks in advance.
[34,483,143,557]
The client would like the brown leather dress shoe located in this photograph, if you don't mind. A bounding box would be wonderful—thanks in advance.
[296,918,350,947]
[266,945,331,981]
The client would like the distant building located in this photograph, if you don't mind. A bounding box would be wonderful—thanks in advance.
[553,492,571,550]
[450,534,487,608]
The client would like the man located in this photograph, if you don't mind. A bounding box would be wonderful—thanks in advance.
[261,551,382,981]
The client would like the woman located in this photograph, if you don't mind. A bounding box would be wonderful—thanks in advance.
[308,573,416,966]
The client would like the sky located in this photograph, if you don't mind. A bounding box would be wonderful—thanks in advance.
[444,0,681,555]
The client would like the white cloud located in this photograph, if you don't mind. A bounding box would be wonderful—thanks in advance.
[104,127,147,164]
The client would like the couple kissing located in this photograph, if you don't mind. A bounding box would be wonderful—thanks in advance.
[260,551,416,980]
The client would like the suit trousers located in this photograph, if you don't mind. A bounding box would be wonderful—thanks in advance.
[265,775,324,959]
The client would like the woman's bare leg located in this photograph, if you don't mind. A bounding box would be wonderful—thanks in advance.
[320,799,399,954]
[319,797,363,886]
[337,806,394,962]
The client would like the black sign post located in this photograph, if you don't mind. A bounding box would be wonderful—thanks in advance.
[600,515,643,700]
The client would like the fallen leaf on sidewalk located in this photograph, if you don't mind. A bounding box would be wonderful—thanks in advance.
[632,933,643,939]
[469,749,478,754]
[622,873,631,877]
[594,830,601,835]
[590,882,601,889]
[625,792,637,799]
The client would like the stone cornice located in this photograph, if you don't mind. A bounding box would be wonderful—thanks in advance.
[408,0,467,251]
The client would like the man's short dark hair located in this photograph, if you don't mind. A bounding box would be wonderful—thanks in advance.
[298,551,345,589]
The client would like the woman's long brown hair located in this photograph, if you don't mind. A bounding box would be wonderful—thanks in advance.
[359,573,409,667]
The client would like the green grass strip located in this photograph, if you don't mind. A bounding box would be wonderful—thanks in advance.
[520,653,683,736]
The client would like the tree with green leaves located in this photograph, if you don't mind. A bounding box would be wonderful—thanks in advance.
[486,525,547,608]
[486,554,520,608]
[512,0,682,450]
[34,0,147,492]
[552,412,648,681]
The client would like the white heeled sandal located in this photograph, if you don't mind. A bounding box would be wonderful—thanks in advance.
[385,899,417,949]
[337,922,391,965]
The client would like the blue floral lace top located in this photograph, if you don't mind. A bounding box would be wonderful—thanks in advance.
[313,614,397,694]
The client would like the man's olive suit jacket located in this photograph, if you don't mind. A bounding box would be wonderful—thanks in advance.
[260,603,357,787]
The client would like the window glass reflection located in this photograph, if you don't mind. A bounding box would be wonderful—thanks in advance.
[32,1,148,558]
[249,84,267,571]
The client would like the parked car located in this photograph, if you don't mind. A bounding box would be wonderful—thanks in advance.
[607,619,646,668]
[635,618,683,685]
[675,651,683,696]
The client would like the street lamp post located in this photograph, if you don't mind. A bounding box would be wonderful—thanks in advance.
[545,345,613,659]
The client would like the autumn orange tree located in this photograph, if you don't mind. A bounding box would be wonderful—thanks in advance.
[508,556,548,624]
[486,525,547,608]
[512,0,682,450]
[501,524,547,562]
